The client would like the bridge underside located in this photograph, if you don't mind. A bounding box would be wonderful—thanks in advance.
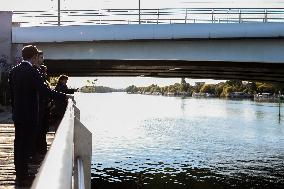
[12,24,284,83]
[44,59,284,83]
[32,37,284,83]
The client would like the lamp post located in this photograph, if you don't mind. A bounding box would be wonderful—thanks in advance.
[279,90,281,117]
[139,0,141,24]
[58,0,61,26]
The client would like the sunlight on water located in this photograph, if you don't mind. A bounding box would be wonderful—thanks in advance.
[74,92,284,188]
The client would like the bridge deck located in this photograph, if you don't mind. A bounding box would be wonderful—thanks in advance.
[0,124,55,188]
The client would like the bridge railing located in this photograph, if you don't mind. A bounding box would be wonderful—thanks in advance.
[12,8,284,26]
[31,99,92,189]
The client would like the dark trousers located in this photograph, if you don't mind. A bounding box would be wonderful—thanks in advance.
[36,126,47,155]
[51,102,67,130]
[14,122,37,179]
[36,108,49,155]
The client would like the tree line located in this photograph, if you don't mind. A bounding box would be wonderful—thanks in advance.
[125,79,284,97]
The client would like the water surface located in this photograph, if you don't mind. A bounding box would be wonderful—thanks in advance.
[75,92,284,188]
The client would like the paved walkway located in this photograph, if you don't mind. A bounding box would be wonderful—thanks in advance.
[0,124,54,189]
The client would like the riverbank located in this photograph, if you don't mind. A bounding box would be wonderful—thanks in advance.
[127,92,284,102]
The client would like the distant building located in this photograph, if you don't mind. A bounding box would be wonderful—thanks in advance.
[192,92,205,97]
[192,92,216,98]
[254,93,275,102]
[228,92,253,99]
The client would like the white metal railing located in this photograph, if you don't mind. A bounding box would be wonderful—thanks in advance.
[31,99,92,189]
[77,158,85,189]
[12,8,284,26]
[73,107,92,189]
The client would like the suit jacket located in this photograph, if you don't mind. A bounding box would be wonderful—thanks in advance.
[33,66,51,129]
[9,61,66,125]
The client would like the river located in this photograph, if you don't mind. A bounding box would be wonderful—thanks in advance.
[74,92,284,189]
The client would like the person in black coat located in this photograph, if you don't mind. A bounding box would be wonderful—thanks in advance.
[55,75,77,94]
[9,45,67,186]
[33,51,50,156]
[52,75,77,129]
[36,64,51,155]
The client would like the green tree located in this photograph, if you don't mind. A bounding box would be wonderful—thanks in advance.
[180,78,189,92]
[256,83,275,93]
[193,83,204,93]
[200,84,215,94]
[150,85,161,93]
[225,80,242,87]
[126,85,139,93]
[244,82,257,94]
[215,82,225,97]
[221,85,233,97]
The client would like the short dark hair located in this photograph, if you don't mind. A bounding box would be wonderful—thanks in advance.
[22,45,39,60]
[58,75,68,82]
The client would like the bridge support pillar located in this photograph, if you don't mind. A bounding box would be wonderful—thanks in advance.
[0,12,22,105]
[0,11,12,105]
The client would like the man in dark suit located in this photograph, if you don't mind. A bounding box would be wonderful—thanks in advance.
[33,51,50,157]
[9,45,67,187]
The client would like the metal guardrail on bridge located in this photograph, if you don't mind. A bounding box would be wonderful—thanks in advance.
[31,99,92,189]
[12,8,284,26]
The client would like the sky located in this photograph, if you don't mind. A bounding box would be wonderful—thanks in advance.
[67,77,225,89]
[2,0,282,88]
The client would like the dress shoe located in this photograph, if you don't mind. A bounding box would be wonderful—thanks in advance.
[15,179,32,187]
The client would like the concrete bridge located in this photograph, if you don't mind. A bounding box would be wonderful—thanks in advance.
[1,10,284,83]
[12,23,284,82]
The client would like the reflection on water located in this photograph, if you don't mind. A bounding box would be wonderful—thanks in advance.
[91,166,283,189]
[74,92,284,189]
